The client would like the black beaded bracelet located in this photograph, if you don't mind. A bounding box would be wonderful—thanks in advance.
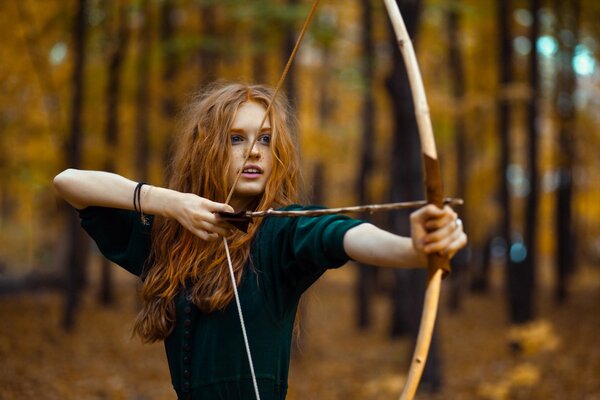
[133,182,149,225]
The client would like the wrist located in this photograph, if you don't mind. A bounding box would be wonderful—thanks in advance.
[144,186,180,219]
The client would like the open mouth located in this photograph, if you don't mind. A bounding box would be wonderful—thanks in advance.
[241,165,263,175]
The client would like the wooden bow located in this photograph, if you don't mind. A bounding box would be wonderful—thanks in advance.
[224,1,446,399]
[381,1,448,399]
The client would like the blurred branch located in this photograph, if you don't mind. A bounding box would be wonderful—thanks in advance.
[0,273,65,295]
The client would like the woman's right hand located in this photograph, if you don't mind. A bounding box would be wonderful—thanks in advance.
[170,193,235,241]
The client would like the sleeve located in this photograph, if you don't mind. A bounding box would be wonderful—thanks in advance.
[263,205,365,294]
[288,209,363,268]
[78,206,153,277]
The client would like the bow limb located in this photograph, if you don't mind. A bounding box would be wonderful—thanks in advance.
[381,1,448,399]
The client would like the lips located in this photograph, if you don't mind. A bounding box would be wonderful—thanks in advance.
[241,165,263,175]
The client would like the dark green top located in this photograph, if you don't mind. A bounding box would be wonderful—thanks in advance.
[79,205,364,400]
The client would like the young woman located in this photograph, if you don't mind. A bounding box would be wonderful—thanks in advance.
[53,82,467,400]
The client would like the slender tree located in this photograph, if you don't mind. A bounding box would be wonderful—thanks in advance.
[515,0,542,323]
[98,0,130,305]
[497,0,523,324]
[198,1,218,86]
[284,0,299,110]
[355,0,377,329]
[445,0,469,312]
[252,0,268,83]
[63,0,89,330]
[386,0,442,390]
[160,0,178,182]
[554,0,580,303]
[315,10,336,128]
[135,0,151,182]
[0,121,8,225]
[502,0,539,325]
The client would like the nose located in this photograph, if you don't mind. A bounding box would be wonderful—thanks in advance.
[247,143,261,159]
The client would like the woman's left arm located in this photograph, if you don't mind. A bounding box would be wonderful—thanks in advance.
[343,205,467,268]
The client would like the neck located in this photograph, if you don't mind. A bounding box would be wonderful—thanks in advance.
[229,196,260,212]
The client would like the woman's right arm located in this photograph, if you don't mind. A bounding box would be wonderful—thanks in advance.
[53,169,234,240]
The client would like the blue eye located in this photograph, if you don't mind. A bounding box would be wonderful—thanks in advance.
[258,134,271,145]
[231,135,243,144]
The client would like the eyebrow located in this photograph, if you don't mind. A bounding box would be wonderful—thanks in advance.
[230,127,271,133]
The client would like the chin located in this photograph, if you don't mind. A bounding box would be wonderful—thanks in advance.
[234,187,265,202]
[238,182,266,193]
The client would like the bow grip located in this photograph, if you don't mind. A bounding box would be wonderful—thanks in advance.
[423,154,451,277]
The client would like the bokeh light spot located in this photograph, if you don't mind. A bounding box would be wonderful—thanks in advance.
[49,42,68,65]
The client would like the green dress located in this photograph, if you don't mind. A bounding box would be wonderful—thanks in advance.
[79,205,364,400]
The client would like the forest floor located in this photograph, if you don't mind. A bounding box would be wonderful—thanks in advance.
[0,260,598,400]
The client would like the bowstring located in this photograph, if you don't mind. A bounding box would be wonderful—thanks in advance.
[225,0,321,205]
[221,1,320,399]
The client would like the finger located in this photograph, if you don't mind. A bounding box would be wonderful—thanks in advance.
[423,219,457,245]
[204,199,235,214]
[424,211,457,231]
[424,223,463,254]
[203,232,219,241]
[194,229,219,241]
[198,220,230,237]
[411,205,440,226]
[412,204,446,219]
[443,232,468,259]
[438,228,466,256]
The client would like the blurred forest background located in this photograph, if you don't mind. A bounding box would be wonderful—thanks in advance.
[0,0,599,399]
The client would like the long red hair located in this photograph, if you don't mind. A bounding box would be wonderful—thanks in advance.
[133,82,301,342]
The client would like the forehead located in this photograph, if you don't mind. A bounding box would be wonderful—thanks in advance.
[231,101,270,129]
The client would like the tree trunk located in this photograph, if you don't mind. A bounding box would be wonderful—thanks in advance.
[253,5,267,84]
[506,0,539,324]
[386,0,442,391]
[136,0,151,182]
[471,232,493,293]
[387,2,424,337]
[63,0,89,331]
[160,0,178,182]
[98,0,129,306]
[198,2,218,86]
[554,0,580,304]
[284,0,299,110]
[446,1,469,313]
[515,0,541,323]
[355,0,376,330]
[496,0,523,324]
[0,125,8,226]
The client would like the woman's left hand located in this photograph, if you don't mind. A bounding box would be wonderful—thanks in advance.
[410,205,468,259]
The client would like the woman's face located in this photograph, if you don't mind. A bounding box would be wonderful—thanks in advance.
[227,101,274,210]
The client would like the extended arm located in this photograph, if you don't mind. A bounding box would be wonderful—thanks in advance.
[53,169,233,240]
[343,205,466,268]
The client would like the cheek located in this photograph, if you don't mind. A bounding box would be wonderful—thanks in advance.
[264,151,274,172]
[229,148,244,167]
[227,153,241,178]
